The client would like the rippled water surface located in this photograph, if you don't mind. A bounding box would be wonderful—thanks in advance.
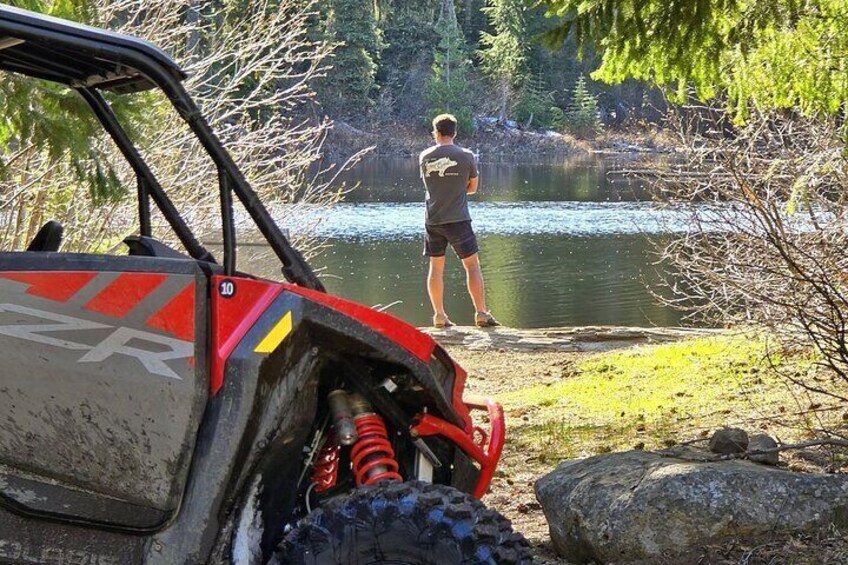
[303,201,691,239]
[260,155,691,328]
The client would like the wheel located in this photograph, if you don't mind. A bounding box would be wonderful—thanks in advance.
[273,481,533,564]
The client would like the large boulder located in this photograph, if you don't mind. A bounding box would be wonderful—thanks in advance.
[535,451,848,563]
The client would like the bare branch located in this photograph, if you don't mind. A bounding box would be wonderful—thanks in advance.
[1,0,351,265]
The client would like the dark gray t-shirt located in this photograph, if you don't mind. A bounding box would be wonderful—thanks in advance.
[419,144,478,225]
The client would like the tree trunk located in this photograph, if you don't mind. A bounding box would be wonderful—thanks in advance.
[11,146,35,250]
[498,77,508,123]
[184,2,201,59]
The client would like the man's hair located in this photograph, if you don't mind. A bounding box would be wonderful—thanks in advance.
[432,114,458,137]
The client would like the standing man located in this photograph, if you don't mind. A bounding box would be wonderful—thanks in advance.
[420,114,500,328]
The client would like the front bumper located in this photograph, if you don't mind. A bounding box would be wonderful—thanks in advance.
[411,396,505,499]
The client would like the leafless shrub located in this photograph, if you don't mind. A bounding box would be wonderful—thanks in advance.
[652,110,848,404]
[1,0,360,259]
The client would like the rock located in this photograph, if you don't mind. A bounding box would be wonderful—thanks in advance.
[709,427,749,454]
[748,434,780,465]
[517,501,542,514]
[794,449,830,467]
[535,451,848,564]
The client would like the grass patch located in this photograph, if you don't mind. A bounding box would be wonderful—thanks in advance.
[501,333,835,464]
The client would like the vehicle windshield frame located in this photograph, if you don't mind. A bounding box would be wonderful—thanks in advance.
[0,5,324,291]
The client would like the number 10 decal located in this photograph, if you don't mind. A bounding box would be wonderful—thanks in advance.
[219,280,236,298]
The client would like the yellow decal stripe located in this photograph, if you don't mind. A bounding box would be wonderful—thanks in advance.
[254,311,293,353]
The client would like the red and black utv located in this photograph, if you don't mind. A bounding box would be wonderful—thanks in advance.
[0,5,530,565]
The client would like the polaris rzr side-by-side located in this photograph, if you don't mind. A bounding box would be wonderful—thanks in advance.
[0,5,532,564]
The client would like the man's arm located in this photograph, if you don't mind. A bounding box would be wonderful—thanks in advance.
[467,151,479,194]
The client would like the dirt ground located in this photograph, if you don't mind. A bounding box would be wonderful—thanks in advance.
[446,345,848,565]
[447,347,580,564]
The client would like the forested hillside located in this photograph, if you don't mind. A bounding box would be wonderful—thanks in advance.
[310,0,661,135]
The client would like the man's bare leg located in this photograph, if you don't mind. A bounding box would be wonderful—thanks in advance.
[461,253,488,313]
[427,255,447,317]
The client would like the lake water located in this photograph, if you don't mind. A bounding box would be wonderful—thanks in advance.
[289,154,687,329]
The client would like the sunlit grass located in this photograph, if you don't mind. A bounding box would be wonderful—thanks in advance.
[501,334,836,464]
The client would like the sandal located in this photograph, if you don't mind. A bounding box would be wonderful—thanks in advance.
[475,311,501,327]
[433,313,454,328]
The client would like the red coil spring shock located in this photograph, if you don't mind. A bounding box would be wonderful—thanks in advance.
[310,431,340,493]
[350,414,402,486]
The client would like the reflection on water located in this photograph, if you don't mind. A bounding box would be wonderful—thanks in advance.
[311,234,680,328]
[336,154,651,203]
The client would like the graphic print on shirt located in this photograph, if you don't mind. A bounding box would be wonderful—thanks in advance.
[424,157,459,177]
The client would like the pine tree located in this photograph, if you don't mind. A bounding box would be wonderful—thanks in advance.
[565,75,601,137]
[478,0,529,123]
[542,0,848,122]
[381,0,440,80]
[426,0,473,135]
[318,0,383,118]
[513,72,558,130]
[0,0,144,202]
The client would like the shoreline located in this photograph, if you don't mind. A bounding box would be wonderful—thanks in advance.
[325,121,678,162]
[423,325,721,353]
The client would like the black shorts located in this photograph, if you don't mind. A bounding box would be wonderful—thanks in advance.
[424,220,479,259]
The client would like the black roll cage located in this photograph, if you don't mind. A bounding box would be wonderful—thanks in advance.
[0,6,324,291]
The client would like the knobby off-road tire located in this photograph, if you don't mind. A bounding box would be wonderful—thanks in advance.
[273,480,533,564]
